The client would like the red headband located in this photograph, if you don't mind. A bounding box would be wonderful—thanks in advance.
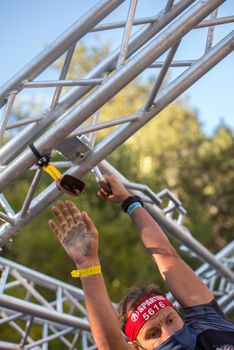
[124,294,173,341]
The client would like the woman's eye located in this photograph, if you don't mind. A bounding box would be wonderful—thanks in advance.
[149,330,160,338]
[167,317,174,324]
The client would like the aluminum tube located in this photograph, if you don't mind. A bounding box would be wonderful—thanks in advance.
[0,92,17,145]
[0,294,90,330]
[0,312,22,325]
[116,0,138,67]
[23,79,103,88]
[87,110,101,147]
[0,0,125,108]
[11,269,54,310]
[144,41,180,110]
[205,8,218,51]
[222,299,234,315]
[0,31,232,247]
[99,161,234,282]
[0,0,194,164]
[20,317,33,347]
[195,241,234,276]
[0,212,14,225]
[0,194,15,216]
[6,116,43,130]
[92,15,158,31]
[63,290,87,315]
[0,0,225,191]
[126,182,162,204]
[57,287,63,313]
[196,16,234,28]
[165,0,174,12]
[51,45,76,109]
[0,342,20,350]
[218,291,234,309]
[0,266,10,293]
[150,60,194,68]
[68,114,140,137]
[20,168,43,217]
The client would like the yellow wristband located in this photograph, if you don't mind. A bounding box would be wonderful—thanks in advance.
[71,265,101,278]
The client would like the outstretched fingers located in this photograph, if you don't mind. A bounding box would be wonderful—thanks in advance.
[81,211,97,236]
[48,219,63,242]
[57,200,76,227]
[51,205,69,232]
[65,200,82,223]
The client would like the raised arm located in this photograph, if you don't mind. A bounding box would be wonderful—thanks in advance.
[48,200,131,350]
[99,175,214,307]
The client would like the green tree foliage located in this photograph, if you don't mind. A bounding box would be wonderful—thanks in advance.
[1,41,233,342]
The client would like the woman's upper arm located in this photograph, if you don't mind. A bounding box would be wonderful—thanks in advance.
[155,253,214,307]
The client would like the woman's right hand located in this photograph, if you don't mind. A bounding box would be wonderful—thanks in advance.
[98,175,130,204]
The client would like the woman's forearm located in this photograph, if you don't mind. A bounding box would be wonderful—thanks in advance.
[80,272,129,350]
[129,206,176,255]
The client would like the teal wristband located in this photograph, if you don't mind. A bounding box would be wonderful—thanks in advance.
[127,202,142,216]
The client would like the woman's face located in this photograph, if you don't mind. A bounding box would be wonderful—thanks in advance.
[135,307,184,350]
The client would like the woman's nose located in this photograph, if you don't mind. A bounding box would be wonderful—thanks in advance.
[161,325,175,341]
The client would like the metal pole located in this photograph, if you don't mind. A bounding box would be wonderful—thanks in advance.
[68,113,140,138]
[165,0,174,12]
[144,41,180,110]
[205,8,218,51]
[6,116,44,130]
[0,294,90,329]
[0,0,226,191]
[116,0,138,67]
[0,342,20,350]
[0,194,15,216]
[0,212,14,225]
[20,168,43,217]
[23,79,103,88]
[150,59,194,68]
[51,45,76,109]
[0,91,17,145]
[196,16,234,28]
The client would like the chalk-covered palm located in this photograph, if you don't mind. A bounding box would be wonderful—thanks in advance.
[49,200,99,267]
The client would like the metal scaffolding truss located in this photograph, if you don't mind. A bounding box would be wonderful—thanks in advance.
[0,0,234,347]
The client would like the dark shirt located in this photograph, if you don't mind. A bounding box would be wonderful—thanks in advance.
[184,300,234,349]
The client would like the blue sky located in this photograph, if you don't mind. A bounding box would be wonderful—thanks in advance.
[1,0,233,135]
